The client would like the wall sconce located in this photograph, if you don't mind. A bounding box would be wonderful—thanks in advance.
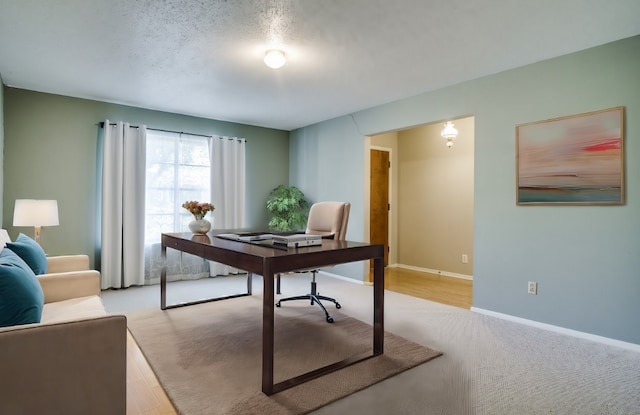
[441,121,459,148]
[13,199,59,244]
[264,49,286,69]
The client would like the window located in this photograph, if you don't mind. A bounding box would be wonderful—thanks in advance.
[145,131,210,244]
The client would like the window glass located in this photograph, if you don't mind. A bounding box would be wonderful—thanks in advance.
[145,131,210,244]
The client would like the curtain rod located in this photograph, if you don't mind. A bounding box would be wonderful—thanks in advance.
[97,122,246,141]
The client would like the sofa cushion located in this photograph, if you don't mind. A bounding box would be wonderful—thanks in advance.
[6,233,48,275]
[40,295,107,324]
[0,248,45,327]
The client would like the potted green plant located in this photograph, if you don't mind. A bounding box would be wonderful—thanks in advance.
[266,185,310,231]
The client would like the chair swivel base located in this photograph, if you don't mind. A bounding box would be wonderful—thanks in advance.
[276,284,341,323]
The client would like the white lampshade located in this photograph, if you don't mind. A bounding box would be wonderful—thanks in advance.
[13,199,59,227]
[13,199,59,244]
[264,49,286,69]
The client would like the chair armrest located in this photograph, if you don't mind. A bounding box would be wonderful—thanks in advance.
[46,255,90,273]
[37,271,101,304]
[0,315,127,415]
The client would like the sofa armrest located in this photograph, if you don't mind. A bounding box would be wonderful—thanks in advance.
[38,271,101,304]
[0,315,127,415]
[46,255,90,273]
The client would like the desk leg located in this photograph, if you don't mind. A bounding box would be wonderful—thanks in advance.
[262,265,275,395]
[160,243,167,310]
[373,256,384,355]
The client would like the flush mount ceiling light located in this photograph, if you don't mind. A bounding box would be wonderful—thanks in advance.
[264,49,286,69]
[441,121,459,148]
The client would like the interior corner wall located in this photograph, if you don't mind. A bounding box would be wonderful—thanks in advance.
[290,35,640,345]
[3,88,289,267]
[289,115,367,278]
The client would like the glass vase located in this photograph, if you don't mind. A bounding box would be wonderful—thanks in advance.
[188,218,211,235]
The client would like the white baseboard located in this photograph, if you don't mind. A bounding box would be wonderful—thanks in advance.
[471,307,640,353]
[392,263,473,281]
[318,270,368,285]
[318,269,639,352]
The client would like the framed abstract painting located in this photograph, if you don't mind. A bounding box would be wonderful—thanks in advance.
[516,107,625,205]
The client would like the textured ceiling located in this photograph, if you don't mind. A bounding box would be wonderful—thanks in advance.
[1,0,639,131]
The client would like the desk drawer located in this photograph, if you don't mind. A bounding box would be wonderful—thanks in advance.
[163,235,205,257]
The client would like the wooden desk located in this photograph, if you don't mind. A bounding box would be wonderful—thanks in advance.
[160,232,385,395]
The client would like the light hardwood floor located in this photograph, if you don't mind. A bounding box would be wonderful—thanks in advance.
[126,332,177,415]
[382,267,473,309]
[125,268,473,414]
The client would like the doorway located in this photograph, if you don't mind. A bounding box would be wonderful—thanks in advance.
[367,117,474,307]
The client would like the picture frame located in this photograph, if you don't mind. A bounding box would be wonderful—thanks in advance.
[516,106,625,205]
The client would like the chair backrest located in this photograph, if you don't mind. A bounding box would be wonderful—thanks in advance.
[305,202,350,241]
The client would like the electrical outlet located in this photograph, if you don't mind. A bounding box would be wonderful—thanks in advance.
[462,254,468,264]
[528,281,537,295]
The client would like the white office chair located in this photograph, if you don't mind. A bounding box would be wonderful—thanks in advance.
[275,201,350,323]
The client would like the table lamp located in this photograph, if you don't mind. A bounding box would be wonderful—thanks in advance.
[13,199,60,244]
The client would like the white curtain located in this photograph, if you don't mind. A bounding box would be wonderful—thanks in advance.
[100,120,146,289]
[209,135,246,276]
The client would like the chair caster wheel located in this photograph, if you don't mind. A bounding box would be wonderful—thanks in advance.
[275,302,281,307]
[335,303,342,309]
[326,316,334,323]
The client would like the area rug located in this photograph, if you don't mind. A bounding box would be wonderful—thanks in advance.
[126,296,442,414]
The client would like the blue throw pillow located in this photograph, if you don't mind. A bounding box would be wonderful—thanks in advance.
[0,247,45,327]
[6,233,48,275]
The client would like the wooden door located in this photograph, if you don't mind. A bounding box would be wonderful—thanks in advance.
[370,149,389,268]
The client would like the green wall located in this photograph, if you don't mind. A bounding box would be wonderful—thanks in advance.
[0,74,3,225]
[3,88,289,266]
[290,35,640,345]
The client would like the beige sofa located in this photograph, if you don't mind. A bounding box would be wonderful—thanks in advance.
[0,255,127,415]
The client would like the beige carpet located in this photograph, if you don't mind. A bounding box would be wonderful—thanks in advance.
[126,295,441,414]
